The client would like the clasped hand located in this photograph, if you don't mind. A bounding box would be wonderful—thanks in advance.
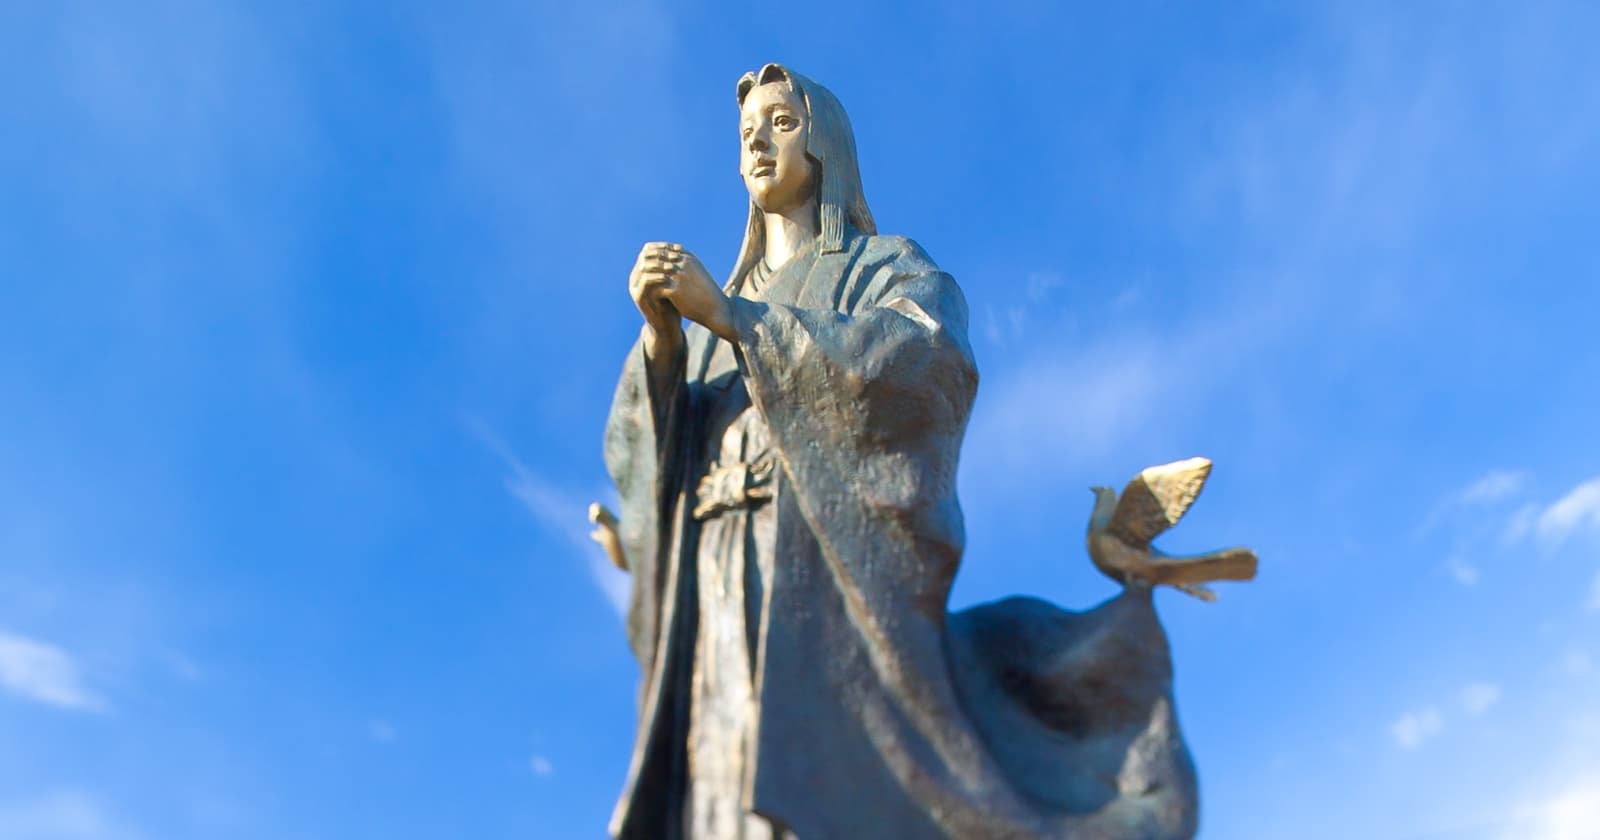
[629,242,736,345]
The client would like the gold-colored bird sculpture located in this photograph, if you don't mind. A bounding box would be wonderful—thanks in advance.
[588,503,628,572]
[1086,456,1258,601]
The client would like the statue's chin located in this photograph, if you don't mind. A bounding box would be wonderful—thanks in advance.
[744,176,816,217]
[748,191,795,214]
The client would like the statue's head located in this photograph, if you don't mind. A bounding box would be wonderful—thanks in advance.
[730,64,876,280]
[737,72,814,217]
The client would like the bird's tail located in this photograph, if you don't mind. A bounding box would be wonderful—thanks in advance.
[1147,547,1258,587]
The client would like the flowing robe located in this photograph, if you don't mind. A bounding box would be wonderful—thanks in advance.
[604,232,1198,839]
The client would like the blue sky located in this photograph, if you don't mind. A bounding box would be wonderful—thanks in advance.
[2,1,1598,838]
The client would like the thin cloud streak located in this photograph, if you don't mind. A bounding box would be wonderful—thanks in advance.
[1461,470,1529,505]
[530,754,554,778]
[1390,707,1443,750]
[1565,650,1594,678]
[965,8,1511,509]
[0,630,105,713]
[964,335,1163,484]
[1499,475,1600,547]
[1503,776,1600,840]
[1416,468,1531,540]
[467,419,629,618]
[1460,682,1502,717]
[1446,555,1479,586]
[0,790,140,840]
[1536,477,1600,545]
[1504,502,1542,545]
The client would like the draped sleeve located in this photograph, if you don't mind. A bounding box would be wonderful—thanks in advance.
[603,328,688,671]
[726,237,975,606]
[727,237,1055,835]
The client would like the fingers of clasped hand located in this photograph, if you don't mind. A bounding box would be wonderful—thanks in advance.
[631,243,689,290]
[691,459,774,520]
[629,242,684,332]
[629,242,727,337]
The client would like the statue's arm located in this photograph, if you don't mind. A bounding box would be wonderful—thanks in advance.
[721,239,978,617]
[603,327,687,666]
[726,240,977,450]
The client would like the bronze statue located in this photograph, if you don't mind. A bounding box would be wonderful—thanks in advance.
[598,63,1256,839]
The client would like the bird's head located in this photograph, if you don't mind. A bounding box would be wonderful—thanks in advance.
[1088,486,1117,532]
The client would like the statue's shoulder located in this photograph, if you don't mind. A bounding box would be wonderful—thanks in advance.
[855,233,939,273]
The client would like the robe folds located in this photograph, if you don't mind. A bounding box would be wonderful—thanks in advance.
[604,232,1198,839]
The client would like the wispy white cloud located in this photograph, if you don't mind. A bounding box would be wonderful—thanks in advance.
[503,466,629,618]
[1418,469,1531,540]
[1505,502,1542,544]
[468,419,629,617]
[0,630,104,712]
[1535,478,1600,545]
[1387,683,1498,754]
[1497,476,1600,544]
[1461,470,1530,505]
[1504,776,1600,840]
[965,336,1164,482]
[530,754,554,778]
[368,719,396,743]
[978,302,1039,350]
[1498,476,1600,549]
[1390,706,1444,750]
[0,791,141,840]
[1565,649,1594,678]
[1460,681,1502,716]
[160,650,203,683]
[1446,555,1479,586]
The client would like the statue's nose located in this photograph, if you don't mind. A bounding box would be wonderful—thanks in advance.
[746,131,770,153]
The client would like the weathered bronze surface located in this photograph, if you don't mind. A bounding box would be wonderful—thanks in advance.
[598,63,1256,839]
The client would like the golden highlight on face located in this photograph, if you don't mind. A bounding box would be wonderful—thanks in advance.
[739,82,816,215]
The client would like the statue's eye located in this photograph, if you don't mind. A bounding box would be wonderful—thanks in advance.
[774,115,797,130]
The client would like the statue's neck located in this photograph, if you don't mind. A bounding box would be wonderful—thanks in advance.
[761,195,819,270]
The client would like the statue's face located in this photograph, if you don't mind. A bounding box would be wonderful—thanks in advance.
[740,82,816,214]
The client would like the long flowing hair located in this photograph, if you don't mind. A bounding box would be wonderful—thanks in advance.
[729,64,876,291]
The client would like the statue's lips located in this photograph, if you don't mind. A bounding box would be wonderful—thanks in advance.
[749,162,776,177]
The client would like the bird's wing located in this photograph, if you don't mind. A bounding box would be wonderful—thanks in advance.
[1108,457,1213,547]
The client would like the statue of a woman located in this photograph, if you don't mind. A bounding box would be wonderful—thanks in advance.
[604,64,1202,840]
